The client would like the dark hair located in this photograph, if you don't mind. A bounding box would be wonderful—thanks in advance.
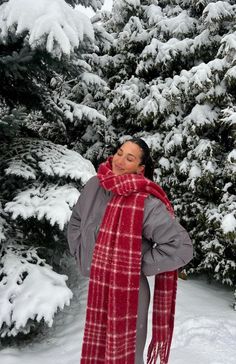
[121,137,154,181]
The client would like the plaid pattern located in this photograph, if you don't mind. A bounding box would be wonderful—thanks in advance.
[81,158,177,364]
[147,271,178,364]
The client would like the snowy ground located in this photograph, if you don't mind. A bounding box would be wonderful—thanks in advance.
[0,259,235,364]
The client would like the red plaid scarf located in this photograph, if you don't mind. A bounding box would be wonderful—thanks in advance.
[81,157,178,364]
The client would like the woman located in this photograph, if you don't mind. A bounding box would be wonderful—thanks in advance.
[67,138,193,364]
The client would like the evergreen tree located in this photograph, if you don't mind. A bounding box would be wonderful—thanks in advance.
[98,0,236,304]
[0,0,102,337]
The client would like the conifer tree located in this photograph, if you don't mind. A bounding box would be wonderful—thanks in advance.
[0,0,103,336]
[99,0,236,303]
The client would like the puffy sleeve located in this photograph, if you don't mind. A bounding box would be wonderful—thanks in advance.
[141,196,193,276]
[67,190,83,258]
[67,176,95,266]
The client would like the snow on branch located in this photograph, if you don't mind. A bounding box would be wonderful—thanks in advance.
[218,32,236,62]
[108,78,143,118]
[137,57,228,121]
[137,37,193,74]
[221,106,236,126]
[65,101,107,124]
[202,1,235,26]
[120,16,147,43]
[137,85,170,118]
[193,139,217,160]
[144,4,162,26]
[206,188,236,235]
[0,0,94,58]
[189,63,213,90]
[0,245,73,337]
[4,138,96,184]
[192,29,221,54]
[113,0,140,15]
[164,129,183,154]
[4,184,80,230]
[5,161,37,180]
[178,158,190,175]
[138,132,162,153]
[3,138,95,228]
[156,10,197,38]
[162,59,226,102]
[224,65,236,86]
[184,104,219,131]
[225,149,236,174]
[78,72,107,91]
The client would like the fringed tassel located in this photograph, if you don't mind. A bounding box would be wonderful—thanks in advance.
[147,339,159,364]
[147,340,171,364]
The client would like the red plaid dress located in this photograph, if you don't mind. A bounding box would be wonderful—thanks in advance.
[81,158,178,364]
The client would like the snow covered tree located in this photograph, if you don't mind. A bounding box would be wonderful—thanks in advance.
[0,0,103,336]
[98,0,236,303]
[0,0,115,158]
[0,138,96,339]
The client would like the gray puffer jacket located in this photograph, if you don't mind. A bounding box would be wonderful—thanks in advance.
[67,176,193,277]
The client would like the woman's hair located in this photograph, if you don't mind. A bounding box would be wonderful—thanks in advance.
[121,137,154,181]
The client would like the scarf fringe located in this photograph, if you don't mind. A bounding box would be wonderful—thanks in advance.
[147,340,171,364]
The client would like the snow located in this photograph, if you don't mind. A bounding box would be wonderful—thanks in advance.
[203,1,234,25]
[159,157,170,170]
[137,86,169,117]
[226,149,236,173]
[80,72,107,87]
[193,139,215,159]
[218,32,236,60]
[221,107,236,126]
[140,37,193,69]
[145,4,162,26]
[192,29,220,52]
[4,161,36,180]
[221,213,236,233]
[184,104,218,129]
[227,149,236,163]
[0,259,235,363]
[4,139,96,230]
[164,131,183,153]
[65,101,107,125]
[0,247,72,338]
[0,0,94,58]
[5,184,80,230]
[76,0,112,18]
[157,10,196,37]
[109,81,141,109]
[157,38,193,64]
[5,139,96,185]
[179,158,189,174]
[203,160,215,173]
[189,163,201,179]
[139,132,162,152]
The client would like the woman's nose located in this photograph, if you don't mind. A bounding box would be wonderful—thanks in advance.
[116,156,125,165]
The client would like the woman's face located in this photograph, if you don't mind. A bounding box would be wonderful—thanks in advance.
[112,141,145,176]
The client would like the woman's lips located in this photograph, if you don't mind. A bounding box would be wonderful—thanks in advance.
[113,164,125,173]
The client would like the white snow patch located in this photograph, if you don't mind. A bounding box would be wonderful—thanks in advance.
[0,0,94,58]
[0,268,235,364]
[0,247,72,337]
[4,185,80,230]
[221,213,236,233]
[189,163,201,179]
[159,157,170,170]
